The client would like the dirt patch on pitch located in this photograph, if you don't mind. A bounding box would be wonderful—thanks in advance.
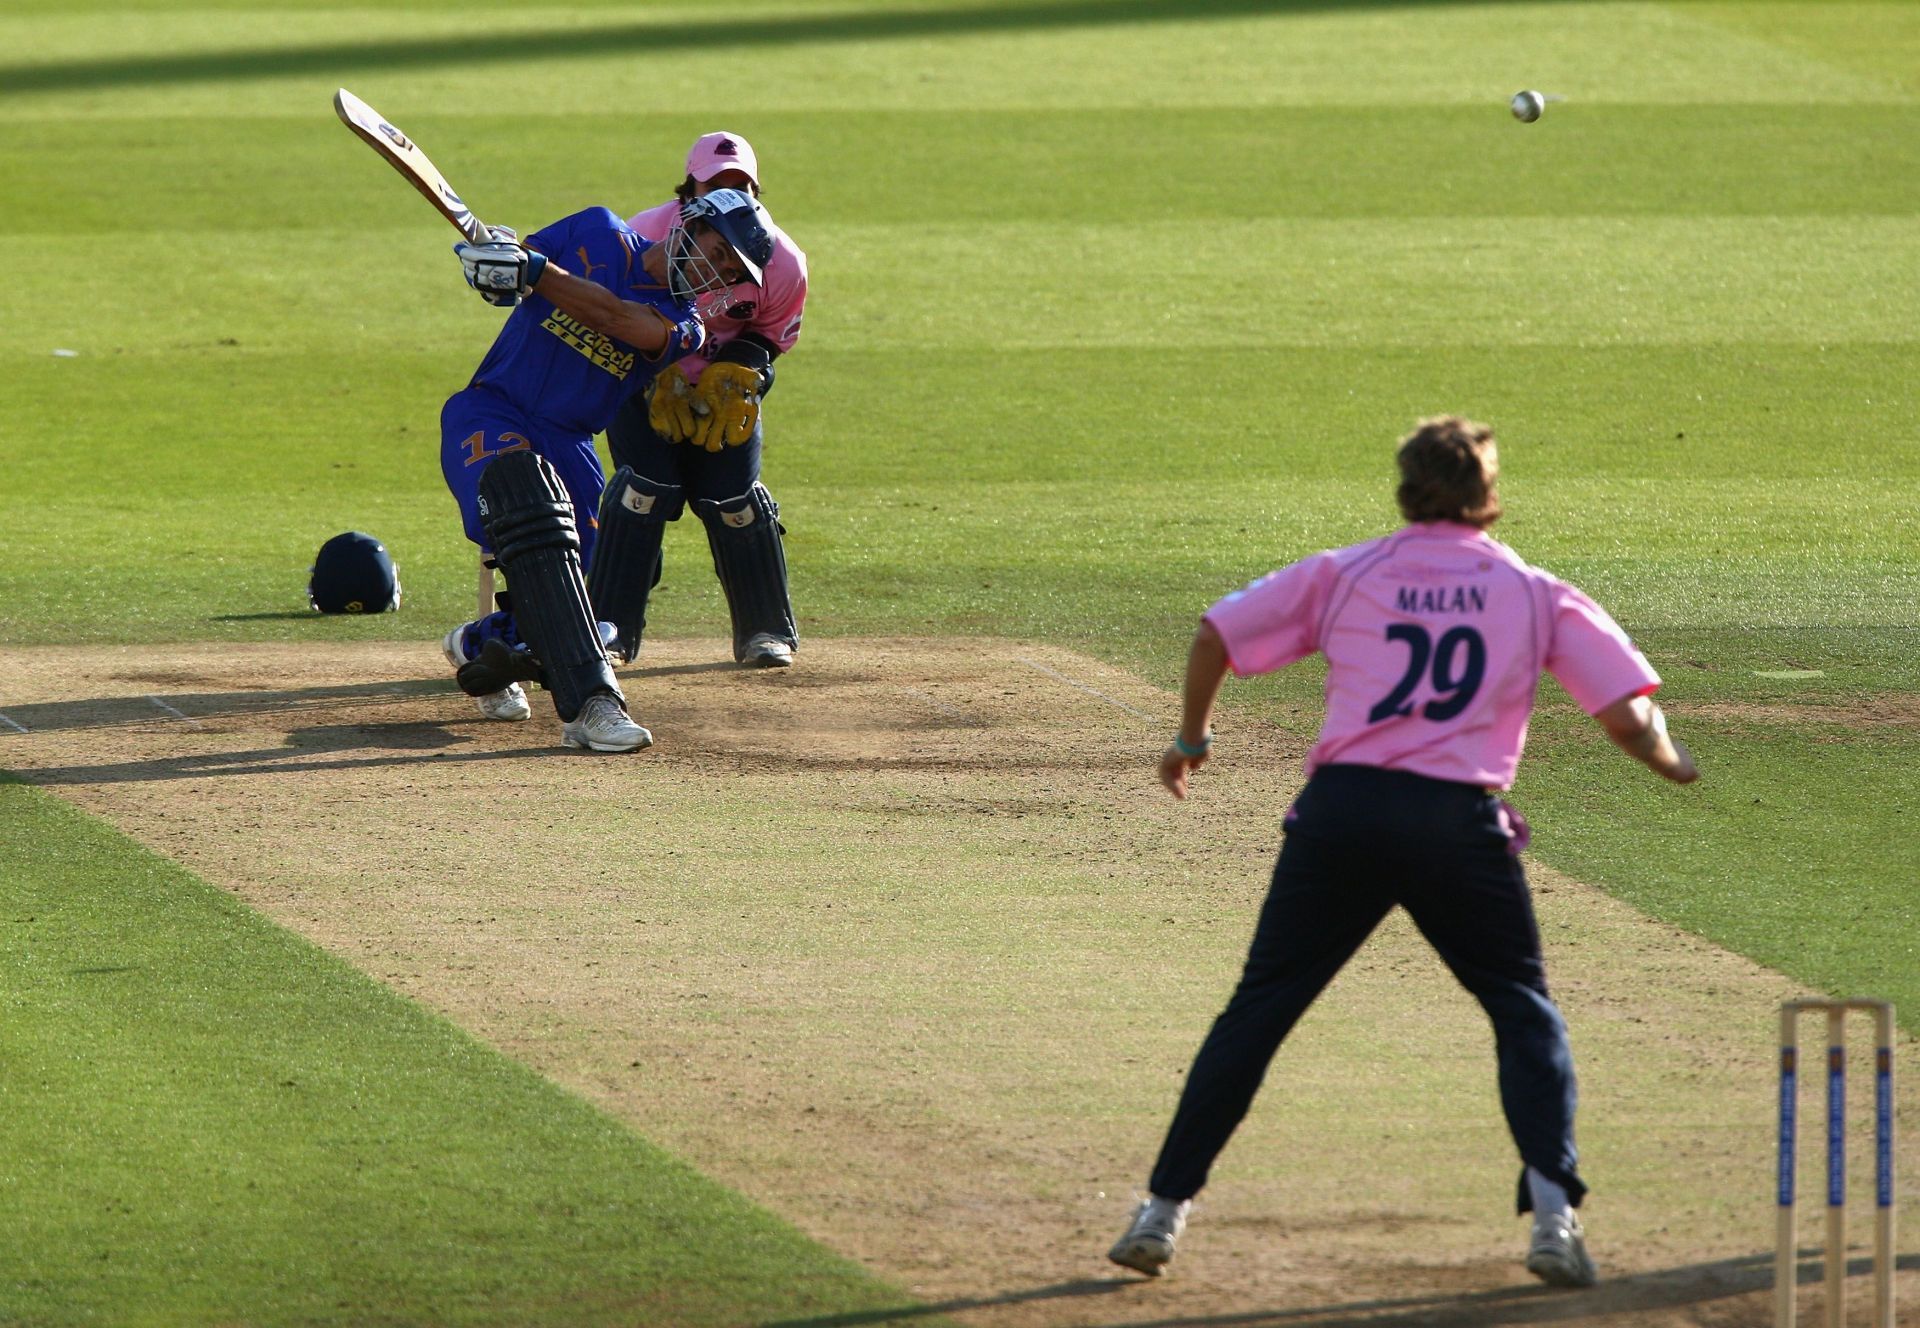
[2,639,1915,1328]
[1677,698,1920,729]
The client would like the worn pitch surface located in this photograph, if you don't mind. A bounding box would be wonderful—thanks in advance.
[3,640,1914,1327]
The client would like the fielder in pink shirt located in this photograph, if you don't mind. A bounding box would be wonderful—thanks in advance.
[1109,416,1697,1289]
[588,131,810,670]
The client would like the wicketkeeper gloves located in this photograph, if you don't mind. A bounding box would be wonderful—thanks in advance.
[687,361,763,451]
[647,363,699,442]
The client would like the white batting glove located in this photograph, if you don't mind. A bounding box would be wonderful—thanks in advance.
[454,240,547,298]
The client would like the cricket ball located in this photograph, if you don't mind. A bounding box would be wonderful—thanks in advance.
[1510,90,1545,123]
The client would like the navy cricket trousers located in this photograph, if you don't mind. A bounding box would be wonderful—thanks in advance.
[1147,763,1585,1213]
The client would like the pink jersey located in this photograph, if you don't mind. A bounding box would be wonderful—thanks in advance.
[628,200,808,383]
[1205,521,1659,789]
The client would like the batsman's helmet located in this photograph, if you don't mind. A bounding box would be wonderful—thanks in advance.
[308,532,401,614]
[667,187,773,301]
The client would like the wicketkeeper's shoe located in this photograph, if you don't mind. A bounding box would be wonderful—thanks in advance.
[1108,1195,1190,1277]
[443,624,532,722]
[561,694,653,753]
[1525,1212,1597,1288]
[596,620,632,665]
[739,632,794,669]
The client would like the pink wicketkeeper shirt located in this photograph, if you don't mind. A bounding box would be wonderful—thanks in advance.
[628,201,808,382]
[1205,522,1660,789]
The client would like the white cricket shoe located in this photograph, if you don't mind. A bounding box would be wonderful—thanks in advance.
[475,684,532,722]
[1525,1212,1598,1288]
[739,632,794,669]
[443,623,531,722]
[561,694,653,753]
[1108,1196,1190,1277]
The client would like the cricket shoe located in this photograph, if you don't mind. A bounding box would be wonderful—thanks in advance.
[561,694,653,753]
[739,632,794,669]
[1525,1212,1597,1288]
[443,623,532,722]
[1108,1196,1190,1277]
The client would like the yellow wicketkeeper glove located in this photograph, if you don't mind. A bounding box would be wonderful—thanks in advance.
[647,362,698,442]
[687,361,763,452]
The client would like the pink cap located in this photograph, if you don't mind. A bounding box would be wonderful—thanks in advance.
[685,132,759,187]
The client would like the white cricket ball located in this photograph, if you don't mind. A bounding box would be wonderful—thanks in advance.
[1510,90,1545,123]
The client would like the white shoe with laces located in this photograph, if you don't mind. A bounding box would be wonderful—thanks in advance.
[1107,1195,1190,1277]
[561,694,653,752]
[443,623,531,722]
[475,684,531,722]
[1526,1211,1598,1287]
[739,632,794,668]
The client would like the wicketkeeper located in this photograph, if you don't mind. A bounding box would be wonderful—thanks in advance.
[1108,416,1699,1286]
[436,190,775,750]
[590,132,809,669]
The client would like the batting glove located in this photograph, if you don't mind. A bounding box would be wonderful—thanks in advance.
[455,240,547,298]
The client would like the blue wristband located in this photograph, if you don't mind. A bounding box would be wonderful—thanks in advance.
[523,250,547,290]
[1173,732,1212,758]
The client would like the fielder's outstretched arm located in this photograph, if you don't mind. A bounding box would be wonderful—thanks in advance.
[1160,621,1231,800]
[1594,693,1698,783]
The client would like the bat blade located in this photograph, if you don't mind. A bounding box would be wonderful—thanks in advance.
[333,88,490,243]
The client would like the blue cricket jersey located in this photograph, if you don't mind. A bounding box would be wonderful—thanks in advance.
[466,207,698,435]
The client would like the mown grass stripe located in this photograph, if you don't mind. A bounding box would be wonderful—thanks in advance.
[0,775,923,1326]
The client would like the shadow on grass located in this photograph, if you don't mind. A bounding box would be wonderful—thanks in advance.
[211,612,352,622]
[766,1251,1920,1328]
[3,0,1573,98]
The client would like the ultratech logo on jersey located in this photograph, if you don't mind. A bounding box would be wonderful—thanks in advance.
[540,310,636,379]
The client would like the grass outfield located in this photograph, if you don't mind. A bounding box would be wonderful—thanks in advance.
[2,0,1917,1320]
[0,776,915,1326]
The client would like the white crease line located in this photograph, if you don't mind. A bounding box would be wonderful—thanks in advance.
[1014,658,1161,723]
[147,696,201,727]
[0,713,26,734]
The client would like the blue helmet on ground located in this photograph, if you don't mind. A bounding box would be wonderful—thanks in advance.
[308,532,401,613]
[668,187,773,299]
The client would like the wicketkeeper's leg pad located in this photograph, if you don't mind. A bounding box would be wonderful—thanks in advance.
[586,466,683,664]
[694,482,797,663]
[477,450,620,722]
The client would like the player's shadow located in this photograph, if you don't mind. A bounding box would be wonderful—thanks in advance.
[0,676,582,784]
[764,1251,1920,1327]
[211,612,350,622]
[0,677,451,735]
[0,0,1583,97]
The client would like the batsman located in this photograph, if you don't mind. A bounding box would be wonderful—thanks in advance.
[436,189,776,750]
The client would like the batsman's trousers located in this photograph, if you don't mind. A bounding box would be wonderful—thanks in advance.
[1147,763,1585,1213]
[440,385,605,570]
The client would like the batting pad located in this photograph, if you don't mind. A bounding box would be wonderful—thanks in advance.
[477,451,619,722]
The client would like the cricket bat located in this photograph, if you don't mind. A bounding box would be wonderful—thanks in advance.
[333,88,492,243]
